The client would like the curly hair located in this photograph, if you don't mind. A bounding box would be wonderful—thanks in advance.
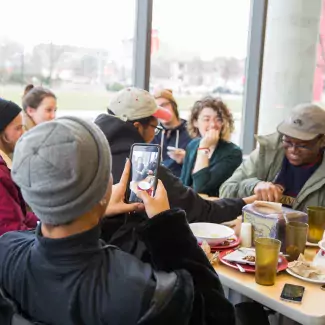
[187,96,235,141]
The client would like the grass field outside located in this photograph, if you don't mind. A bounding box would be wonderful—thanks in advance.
[1,84,244,144]
[0,84,243,118]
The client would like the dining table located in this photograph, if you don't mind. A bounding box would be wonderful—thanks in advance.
[214,246,325,325]
[197,194,325,324]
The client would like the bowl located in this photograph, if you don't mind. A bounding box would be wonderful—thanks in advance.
[189,222,235,245]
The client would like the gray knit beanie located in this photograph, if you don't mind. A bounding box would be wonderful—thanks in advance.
[11,116,112,225]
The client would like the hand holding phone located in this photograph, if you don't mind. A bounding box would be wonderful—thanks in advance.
[105,159,145,216]
[127,144,161,203]
[280,284,305,304]
[136,180,170,218]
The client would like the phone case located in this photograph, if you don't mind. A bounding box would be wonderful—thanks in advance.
[126,143,161,203]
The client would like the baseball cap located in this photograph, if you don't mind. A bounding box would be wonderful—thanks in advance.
[109,87,172,122]
[277,103,325,141]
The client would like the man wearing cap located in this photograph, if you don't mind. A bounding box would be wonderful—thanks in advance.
[220,103,325,211]
[151,89,192,177]
[0,99,38,235]
[95,88,256,255]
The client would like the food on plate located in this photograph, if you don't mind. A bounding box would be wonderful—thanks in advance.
[243,255,255,263]
[220,238,236,246]
[195,231,220,238]
[288,254,325,280]
[201,240,211,255]
[200,241,218,265]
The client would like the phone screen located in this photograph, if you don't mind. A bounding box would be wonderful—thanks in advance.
[127,144,161,203]
[280,284,305,303]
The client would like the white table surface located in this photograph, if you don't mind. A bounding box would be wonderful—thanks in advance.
[214,247,325,325]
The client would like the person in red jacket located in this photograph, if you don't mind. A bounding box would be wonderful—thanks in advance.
[0,99,38,235]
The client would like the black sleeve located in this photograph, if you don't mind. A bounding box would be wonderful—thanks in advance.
[158,165,245,223]
[138,269,194,325]
[138,209,236,325]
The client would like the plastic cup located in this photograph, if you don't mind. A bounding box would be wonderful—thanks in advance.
[137,181,153,196]
[255,237,281,286]
[285,221,308,262]
[307,207,325,243]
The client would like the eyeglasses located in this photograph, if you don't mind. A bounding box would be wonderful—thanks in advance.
[282,136,322,151]
[150,124,163,135]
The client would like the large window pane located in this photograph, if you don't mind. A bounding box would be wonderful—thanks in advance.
[150,0,251,145]
[0,0,135,119]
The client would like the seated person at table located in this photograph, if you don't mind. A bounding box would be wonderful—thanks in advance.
[22,85,57,131]
[151,88,192,177]
[95,88,253,227]
[0,99,38,235]
[0,116,235,325]
[180,96,242,196]
[220,103,325,210]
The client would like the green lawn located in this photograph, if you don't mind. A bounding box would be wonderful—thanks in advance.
[0,85,243,116]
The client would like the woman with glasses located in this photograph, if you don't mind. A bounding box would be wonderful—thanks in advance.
[180,96,242,197]
[220,103,325,211]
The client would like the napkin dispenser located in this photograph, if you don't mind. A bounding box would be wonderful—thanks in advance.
[242,202,308,251]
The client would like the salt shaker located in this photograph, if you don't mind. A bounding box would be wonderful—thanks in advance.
[240,222,252,248]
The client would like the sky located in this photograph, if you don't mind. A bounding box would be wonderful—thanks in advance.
[0,0,251,59]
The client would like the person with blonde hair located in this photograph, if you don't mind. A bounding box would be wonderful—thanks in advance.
[181,96,242,196]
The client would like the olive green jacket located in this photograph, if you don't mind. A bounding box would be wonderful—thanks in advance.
[219,133,325,211]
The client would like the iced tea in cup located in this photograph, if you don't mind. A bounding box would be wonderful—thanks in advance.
[285,221,308,262]
[307,207,325,243]
[255,237,281,286]
[137,181,153,196]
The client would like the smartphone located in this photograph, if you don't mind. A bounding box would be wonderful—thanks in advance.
[280,284,305,304]
[126,144,161,203]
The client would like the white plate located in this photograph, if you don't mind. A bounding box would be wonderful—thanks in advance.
[189,222,235,245]
[306,241,319,247]
[286,268,325,284]
[222,248,256,266]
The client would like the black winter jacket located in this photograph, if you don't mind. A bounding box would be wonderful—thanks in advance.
[0,209,235,325]
[94,113,245,225]
[95,113,245,261]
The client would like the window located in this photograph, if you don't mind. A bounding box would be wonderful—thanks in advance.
[150,0,251,145]
[0,0,135,119]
